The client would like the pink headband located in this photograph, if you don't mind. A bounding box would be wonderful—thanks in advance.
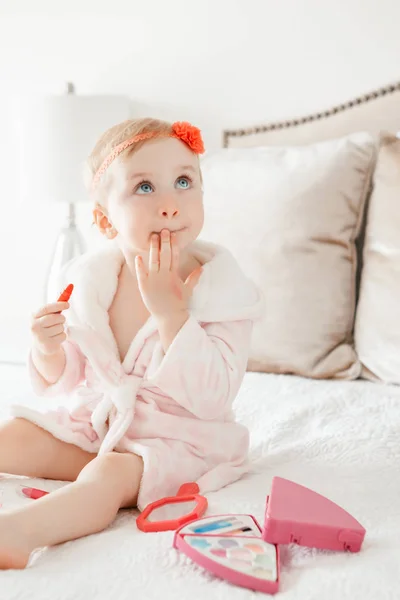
[91,121,205,190]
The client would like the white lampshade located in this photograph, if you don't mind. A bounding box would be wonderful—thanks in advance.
[16,92,131,203]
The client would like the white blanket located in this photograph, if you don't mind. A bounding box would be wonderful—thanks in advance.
[0,364,399,600]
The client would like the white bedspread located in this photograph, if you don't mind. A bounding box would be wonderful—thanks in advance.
[0,364,399,600]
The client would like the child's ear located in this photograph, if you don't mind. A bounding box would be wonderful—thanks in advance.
[93,206,117,239]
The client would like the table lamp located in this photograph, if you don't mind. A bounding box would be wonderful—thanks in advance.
[17,83,131,302]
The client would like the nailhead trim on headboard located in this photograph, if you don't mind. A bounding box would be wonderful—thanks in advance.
[222,81,400,148]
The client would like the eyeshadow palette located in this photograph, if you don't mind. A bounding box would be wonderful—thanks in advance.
[184,535,277,581]
[173,477,366,594]
[174,514,279,594]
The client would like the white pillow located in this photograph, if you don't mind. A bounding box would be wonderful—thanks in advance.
[200,133,376,379]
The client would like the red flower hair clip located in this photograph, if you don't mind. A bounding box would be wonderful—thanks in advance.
[172,121,205,154]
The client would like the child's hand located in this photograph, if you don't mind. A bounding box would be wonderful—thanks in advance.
[30,301,70,356]
[135,229,202,320]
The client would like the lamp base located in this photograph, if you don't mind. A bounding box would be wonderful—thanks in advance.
[45,204,86,303]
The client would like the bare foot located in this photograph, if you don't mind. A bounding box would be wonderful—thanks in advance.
[0,514,33,569]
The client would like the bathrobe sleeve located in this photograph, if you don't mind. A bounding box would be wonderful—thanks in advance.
[146,315,253,420]
[28,340,86,397]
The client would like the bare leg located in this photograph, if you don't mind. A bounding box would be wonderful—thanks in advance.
[0,418,95,480]
[0,451,143,569]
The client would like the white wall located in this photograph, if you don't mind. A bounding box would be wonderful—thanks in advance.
[0,0,399,360]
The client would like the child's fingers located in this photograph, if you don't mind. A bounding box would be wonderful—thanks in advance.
[43,332,67,349]
[149,233,160,273]
[32,329,67,354]
[39,313,66,328]
[170,232,180,272]
[46,324,66,338]
[135,255,148,282]
[31,319,65,339]
[33,302,69,319]
[159,229,172,271]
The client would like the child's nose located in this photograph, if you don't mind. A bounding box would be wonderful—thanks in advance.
[158,195,180,219]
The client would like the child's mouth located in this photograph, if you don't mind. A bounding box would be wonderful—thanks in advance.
[154,227,186,234]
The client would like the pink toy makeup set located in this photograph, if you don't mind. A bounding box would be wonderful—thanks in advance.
[20,476,366,594]
[136,476,366,595]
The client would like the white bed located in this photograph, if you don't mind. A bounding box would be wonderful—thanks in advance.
[1,82,400,599]
[1,361,400,600]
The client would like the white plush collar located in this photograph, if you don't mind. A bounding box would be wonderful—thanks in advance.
[61,239,264,366]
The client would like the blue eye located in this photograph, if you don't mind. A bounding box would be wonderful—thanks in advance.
[176,177,191,189]
[136,182,153,194]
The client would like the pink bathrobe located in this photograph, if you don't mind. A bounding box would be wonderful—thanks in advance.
[11,240,264,509]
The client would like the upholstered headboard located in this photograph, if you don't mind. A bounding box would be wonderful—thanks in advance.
[223,81,400,148]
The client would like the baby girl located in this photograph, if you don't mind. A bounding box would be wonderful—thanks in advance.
[0,118,264,569]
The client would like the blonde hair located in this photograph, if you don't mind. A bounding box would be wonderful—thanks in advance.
[84,117,174,204]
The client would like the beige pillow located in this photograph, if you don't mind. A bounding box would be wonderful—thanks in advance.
[355,133,400,383]
[200,132,376,379]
